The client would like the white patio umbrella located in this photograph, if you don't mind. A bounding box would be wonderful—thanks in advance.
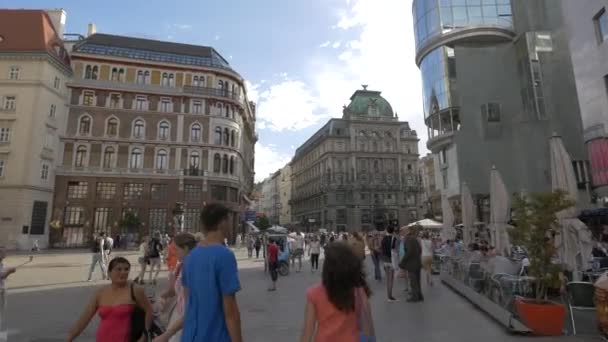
[549,133,593,279]
[441,195,455,241]
[489,166,512,257]
[461,182,476,245]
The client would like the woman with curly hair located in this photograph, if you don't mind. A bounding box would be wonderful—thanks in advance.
[299,242,374,342]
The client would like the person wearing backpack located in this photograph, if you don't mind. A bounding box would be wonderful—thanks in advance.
[87,232,108,282]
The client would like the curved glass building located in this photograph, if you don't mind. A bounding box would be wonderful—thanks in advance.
[412,0,589,213]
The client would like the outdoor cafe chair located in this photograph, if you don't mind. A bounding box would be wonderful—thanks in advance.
[566,281,596,335]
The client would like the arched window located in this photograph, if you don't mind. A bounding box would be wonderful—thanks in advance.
[223,128,230,146]
[75,145,87,167]
[85,65,92,79]
[144,71,150,83]
[222,154,229,173]
[213,153,221,173]
[230,130,236,147]
[79,116,91,135]
[224,105,230,118]
[118,68,125,81]
[372,141,378,152]
[191,124,201,142]
[216,103,223,116]
[130,148,142,169]
[189,151,200,169]
[214,127,222,145]
[155,149,168,169]
[193,76,199,87]
[103,146,115,168]
[229,156,235,175]
[133,119,145,139]
[91,66,99,80]
[111,68,118,81]
[218,80,224,90]
[169,74,175,87]
[137,70,144,84]
[162,73,169,87]
[106,118,118,136]
[158,121,170,140]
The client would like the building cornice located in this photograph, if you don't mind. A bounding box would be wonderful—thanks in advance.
[0,52,73,76]
[0,79,68,99]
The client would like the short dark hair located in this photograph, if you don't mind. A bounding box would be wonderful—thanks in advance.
[387,226,395,234]
[200,203,230,232]
[100,232,106,237]
[108,257,130,272]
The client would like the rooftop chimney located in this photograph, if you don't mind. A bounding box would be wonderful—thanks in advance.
[45,9,66,38]
[87,23,97,37]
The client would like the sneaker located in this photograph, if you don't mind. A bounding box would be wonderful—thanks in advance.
[387,297,398,302]
[86,279,92,282]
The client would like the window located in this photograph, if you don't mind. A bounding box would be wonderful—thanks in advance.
[41,163,49,180]
[67,181,88,199]
[133,119,145,139]
[78,116,91,135]
[211,185,227,201]
[218,80,224,90]
[216,103,223,116]
[30,201,47,235]
[189,151,200,169]
[229,188,238,202]
[214,127,222,144]
[223,128,230,145]
[9,66,19,80]
[440,149,447,164]
[157,121,170,140]
[83,91,95,106]
[0,159,4,177]
[84,65,98,80]
[3,96,16,110]
[442,169,448,189]
[151,184,168,200]
[162,73,170,87]
[149,209,167,232]
[192,100,202,114]
[96,182,116,200]
[230,130,236,147]
[109,94,121,109]
[94,208,112,234]
[49,104,56,118]
[482,103,501,122]
[160,98,172,112]
[155,149,168,169]
[123,183,144,200]
[106,118,118,136]
[102,146,115,168]
[596,8,608,43]
[137,70,150,84]
[75,145,87,167]
[64,207,85,226]
[130,148,143,169]
[184,184,201,202]
[184,209,201,232]
[213,153,221,173]
[222,154,229,173]
[53,77,60,89]
[193,75,205,87]
[0,128,10,142]
[229,156,235,175]
[135,96,147,110]
[111,68,125,81]
[191,124,201,142]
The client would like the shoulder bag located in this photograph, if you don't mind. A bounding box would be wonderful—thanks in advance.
[130,283,148,342]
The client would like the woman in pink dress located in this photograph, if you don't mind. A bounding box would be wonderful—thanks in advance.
[154,233,198,342]
[68,257,153,342]
[299,242,375,342]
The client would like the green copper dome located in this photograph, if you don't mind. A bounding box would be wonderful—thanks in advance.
[345,86,394,117]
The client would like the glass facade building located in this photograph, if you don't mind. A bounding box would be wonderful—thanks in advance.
[413,0,514,51]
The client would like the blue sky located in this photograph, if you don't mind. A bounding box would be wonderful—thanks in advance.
[5,0,425,181]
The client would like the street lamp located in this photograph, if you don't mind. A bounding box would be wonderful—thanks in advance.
[172,202,185,233]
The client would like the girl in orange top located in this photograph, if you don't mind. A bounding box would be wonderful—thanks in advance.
[166,240,178,272]
[300,242,374,342]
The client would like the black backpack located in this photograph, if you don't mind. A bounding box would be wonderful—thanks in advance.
[92,238,101,253]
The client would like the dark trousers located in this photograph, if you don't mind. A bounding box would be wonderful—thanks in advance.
[269,261,278,281]
[408,268,423,301]
[255,247,260,258]
[371,251,382,280]
[311,253,319,270]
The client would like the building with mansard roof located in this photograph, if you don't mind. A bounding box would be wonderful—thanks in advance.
[291,86,420,232]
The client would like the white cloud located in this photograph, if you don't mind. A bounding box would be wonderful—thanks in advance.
[176,24,192,30]
[319,41,331,48]
[214,35,220,41]
[331,41,342,49]
[255,80,327,131]
[255,144,292,182]
[244,80,260,103]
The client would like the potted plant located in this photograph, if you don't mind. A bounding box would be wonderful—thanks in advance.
[509,190,573,336]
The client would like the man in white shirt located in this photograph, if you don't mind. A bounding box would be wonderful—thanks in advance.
[292,231,305,272]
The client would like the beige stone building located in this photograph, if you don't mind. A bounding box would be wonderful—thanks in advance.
[0,9,72,249]
[278,163,292,226]
[418,153,440,219]
[291,87,420,232]
[50,32,256,247]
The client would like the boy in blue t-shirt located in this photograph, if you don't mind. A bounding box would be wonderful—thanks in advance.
[180,203,242,342]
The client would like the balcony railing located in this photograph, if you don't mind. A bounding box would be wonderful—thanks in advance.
[56,166,182,177]
[182,86,241,102]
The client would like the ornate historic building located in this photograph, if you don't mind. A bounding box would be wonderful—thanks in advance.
[51,32,256,247]
[0,9,72,250]
[291,87,420,232]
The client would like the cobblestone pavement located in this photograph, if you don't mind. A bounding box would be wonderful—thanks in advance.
[3,250,601,341]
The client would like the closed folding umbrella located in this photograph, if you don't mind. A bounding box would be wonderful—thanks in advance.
[550,133,593,278]
[489,166,512,257]
[461,182,475,245]
[441,195,455,242]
